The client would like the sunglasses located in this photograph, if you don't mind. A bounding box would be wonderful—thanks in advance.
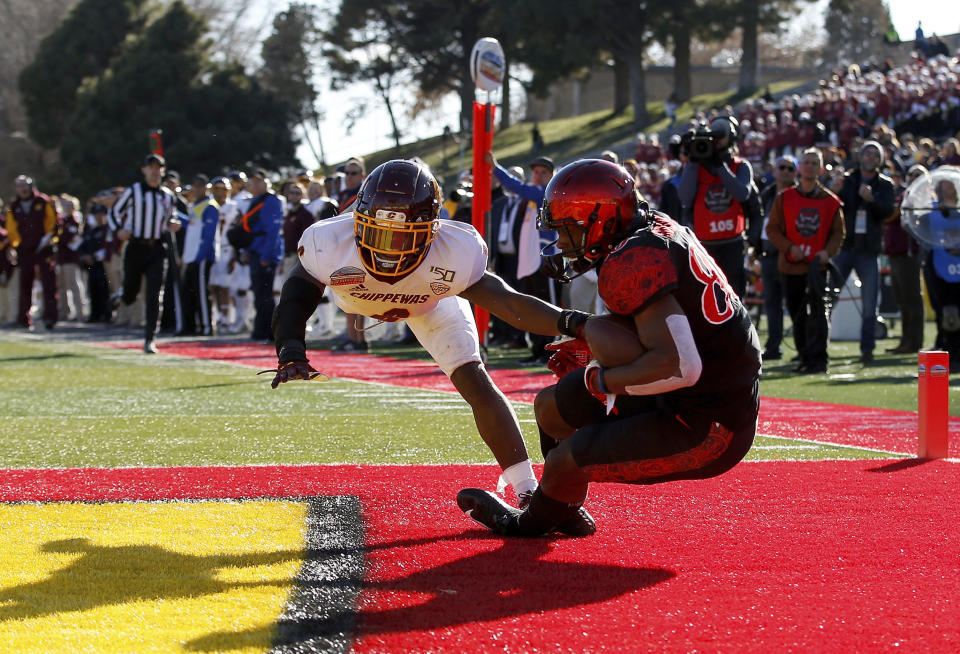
[345,170,362,177]
[778,165,796,172]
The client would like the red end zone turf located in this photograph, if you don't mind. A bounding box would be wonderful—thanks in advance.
[3,461,958,652]
[108,340,960,456]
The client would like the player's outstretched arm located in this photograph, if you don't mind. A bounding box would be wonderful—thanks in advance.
[460,271,590,337]
[268,261,326,388]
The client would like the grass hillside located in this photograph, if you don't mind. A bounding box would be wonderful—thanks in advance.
[360,79,811,187]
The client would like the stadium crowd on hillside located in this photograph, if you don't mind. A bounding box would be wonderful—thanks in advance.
[3,47,960,367]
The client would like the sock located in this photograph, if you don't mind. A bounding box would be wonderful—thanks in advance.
[496,459,537,500]
[234,293,249,327]
[538,425,560,459]
[515,487,581,536]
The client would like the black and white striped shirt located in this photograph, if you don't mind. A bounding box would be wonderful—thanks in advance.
[110,182,176,239]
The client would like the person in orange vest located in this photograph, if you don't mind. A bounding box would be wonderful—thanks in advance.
[678,115,754,298]
[766,148,845,374]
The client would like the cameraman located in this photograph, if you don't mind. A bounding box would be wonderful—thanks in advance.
[678,115,754,297]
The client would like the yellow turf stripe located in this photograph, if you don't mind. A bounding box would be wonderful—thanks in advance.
[0,501,307,653]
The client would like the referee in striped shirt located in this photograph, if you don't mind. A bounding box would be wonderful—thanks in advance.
[110,153,182,353]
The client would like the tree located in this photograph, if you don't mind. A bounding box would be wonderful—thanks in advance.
[655,0,736,103]
[59,1,297,195]
[591,0,675,129]
[18,0,149,149]
[324,2,408,150]
[259,3,327,167]
[736,0,807,94]
[823,0,894,67]
[183,0,270,68]
[508,2,610,114]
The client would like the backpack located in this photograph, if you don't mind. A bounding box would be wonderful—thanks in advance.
[226,200,264,250]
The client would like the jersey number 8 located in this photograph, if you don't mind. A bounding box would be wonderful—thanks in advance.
[688,239,735,325]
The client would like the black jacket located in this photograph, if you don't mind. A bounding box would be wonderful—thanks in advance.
[838,169,895,254]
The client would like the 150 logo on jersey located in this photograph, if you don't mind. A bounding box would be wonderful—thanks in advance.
[429,266,456,282]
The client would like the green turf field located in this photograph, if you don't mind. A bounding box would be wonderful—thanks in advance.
[2,326,934,470]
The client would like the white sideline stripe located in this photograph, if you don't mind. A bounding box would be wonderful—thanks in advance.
[751,444,819,450]
[756,432,914,457]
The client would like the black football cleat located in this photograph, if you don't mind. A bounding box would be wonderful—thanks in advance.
[555,506,597,537]
[518,490,596,537]
[457,488,522,535]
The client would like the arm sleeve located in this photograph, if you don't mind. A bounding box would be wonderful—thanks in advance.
[268,198,284,263]
[678,163,699,209]
[201,205,219,260]
[6,209,19,248]
[717,160,753,203]
[764,193,792,252]
[272,274,324,361]
[44,203,58,235]
[868,180,896,222]
[110,188,133,232]
[494,165,545,203]
[826,207,846,256]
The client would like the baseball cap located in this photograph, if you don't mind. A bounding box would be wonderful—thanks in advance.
[211,176,228,187]
[529,156,555,173]
[775,154,797,168]
[193,173,209,186]
[228,170,247,182]
[249,168,270,181]
[14,174,34,186]
[143,153,166,167]
[709,116,733,138]
[163,170,181,184]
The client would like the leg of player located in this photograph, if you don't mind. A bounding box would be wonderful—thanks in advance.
[449,361,537,501]
[457,381,596,538]
[532,384,576,458]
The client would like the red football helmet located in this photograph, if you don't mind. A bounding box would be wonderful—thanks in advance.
[538,159,642,280]
[354,159,441,278]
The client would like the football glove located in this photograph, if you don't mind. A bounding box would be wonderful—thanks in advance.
[544,337,592,378]
[259,361,329,388]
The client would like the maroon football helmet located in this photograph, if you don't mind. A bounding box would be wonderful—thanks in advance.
[538,159,642,280]
[354,159,441,278]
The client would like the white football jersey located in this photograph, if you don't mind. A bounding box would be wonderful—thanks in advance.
[297,215,488,320]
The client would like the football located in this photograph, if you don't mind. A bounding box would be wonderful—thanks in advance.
[584,313,646,367]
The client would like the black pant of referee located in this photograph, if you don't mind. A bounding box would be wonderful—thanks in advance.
[120,238,168,351]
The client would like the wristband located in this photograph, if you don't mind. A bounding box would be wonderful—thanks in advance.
[595,366,611,395]
[557,309,592,337]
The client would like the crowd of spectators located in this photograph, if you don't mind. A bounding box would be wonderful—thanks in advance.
[607,49,960,369]
[5,46,960,366]
[0,158,344,352]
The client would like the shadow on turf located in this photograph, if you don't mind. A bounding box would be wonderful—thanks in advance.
[0,353,85,363]
[867,457,937,473]
[167,380,262,390]
[0,537,308,626]
[184,534,675,651]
